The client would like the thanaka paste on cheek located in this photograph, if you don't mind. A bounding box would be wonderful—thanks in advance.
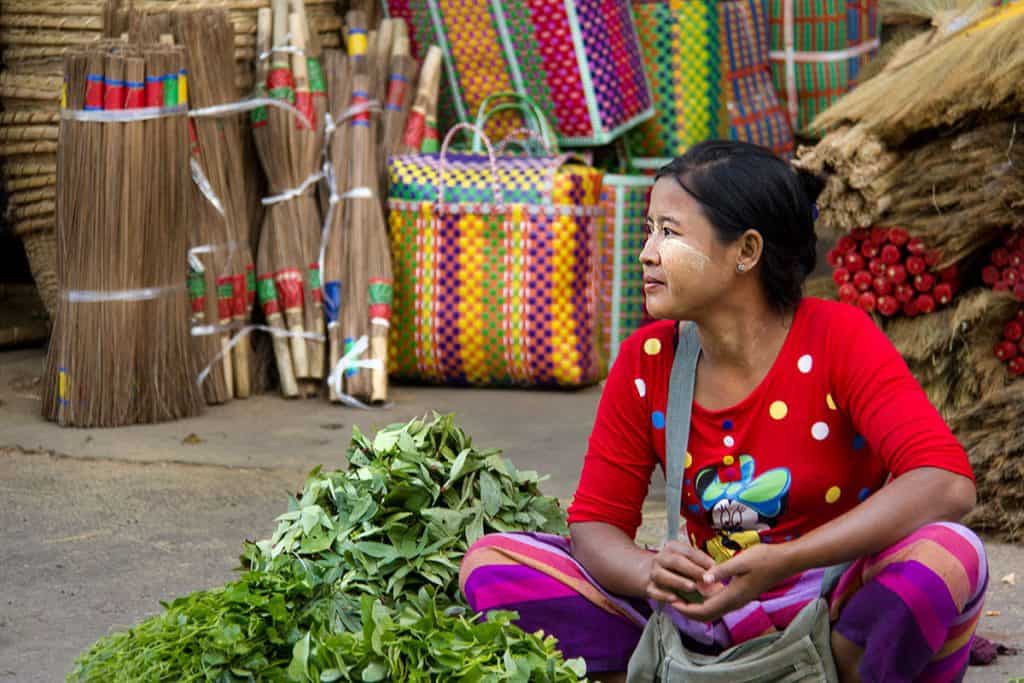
[659,238,711,274]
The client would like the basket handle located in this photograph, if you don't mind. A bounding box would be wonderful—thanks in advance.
[494,127,556,157]
[437,122,505,212]
[471,91,558,155]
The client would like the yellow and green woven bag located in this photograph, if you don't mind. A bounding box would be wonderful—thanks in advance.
[628,0,729,167]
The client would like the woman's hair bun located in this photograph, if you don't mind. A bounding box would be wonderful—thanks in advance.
[794,166,827,207]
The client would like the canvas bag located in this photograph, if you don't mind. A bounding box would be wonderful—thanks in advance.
[386,95,606,387]
[626,322,842,683]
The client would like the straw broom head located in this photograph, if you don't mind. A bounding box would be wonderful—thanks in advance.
[812,3,1024,143]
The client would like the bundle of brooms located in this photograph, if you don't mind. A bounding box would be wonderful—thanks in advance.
[950,379,1024,543]
[251,0,329,398]
[43,41,203,427]
[332,9,396,404]
[123,6,264,405]
[0,0,344,324]
[315,11,436,405]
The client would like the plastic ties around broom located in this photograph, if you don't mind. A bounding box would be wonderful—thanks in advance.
[191,323,382,410]
[192,322,325,386]
[63,284,185,302]
[187,241,246,273]
[325,335,382,410]
[190,158,226,217]
[60,97,311,129]
[261,100,381,207]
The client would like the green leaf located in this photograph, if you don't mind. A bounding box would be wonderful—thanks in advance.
[479,471,502,517]
[445,448,472,487]
[565,657,587,678]
[466,510,485,546]
[320,669,344,682]
[287,632,311,682]
[354,541,399,559]
[361,660,388,682]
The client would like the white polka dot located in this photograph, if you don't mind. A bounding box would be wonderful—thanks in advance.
[634,378,647,398]
[723,435,735,448]
[798,355,813,374]
[811,422,830,440]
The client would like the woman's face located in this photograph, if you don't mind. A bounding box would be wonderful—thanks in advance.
[640,177,740,320]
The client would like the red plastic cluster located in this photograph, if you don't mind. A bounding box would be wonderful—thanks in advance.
[984,231,1024,377]
[994,309,1024,377]
[828,227,958,317]
[980,231,1024,302]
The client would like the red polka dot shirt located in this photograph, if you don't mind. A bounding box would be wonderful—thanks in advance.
[568,298,974,562]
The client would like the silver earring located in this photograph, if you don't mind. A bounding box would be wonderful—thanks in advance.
[737,263,746,273]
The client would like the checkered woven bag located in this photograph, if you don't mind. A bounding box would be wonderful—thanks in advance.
[387,115,606,387]
[597,173,655,366]
[627,0,729,167]
[768,0,881,135]
[384,0,653,147]
[722,0,795,157]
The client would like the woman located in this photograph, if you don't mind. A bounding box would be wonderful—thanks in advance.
[459,141,987,683]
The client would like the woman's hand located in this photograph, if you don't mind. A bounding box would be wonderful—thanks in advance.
[645,540,725,610]
[671,543,795,623]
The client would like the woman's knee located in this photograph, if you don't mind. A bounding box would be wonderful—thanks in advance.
[874,522,988,607]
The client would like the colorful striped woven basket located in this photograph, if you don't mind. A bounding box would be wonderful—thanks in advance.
[384,0,654,147]
[627,0,728,166]
[768,0,881,135]
[722,0,795,157]
[597,173,654,366]
[387,123,606,387]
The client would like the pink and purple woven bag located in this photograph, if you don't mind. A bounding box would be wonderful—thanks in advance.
[384,0,654,147]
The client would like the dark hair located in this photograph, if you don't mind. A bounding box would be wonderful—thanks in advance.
[655,140,825,312]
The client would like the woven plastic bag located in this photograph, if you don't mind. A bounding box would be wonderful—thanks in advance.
[722,0,795,157]
[385,0,654,147]
[597,173,654,367]
[628,0,729,166]
[768,0,881,135]
[387,98,606,387]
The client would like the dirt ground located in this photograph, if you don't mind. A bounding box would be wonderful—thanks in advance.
[0,347,1021,682]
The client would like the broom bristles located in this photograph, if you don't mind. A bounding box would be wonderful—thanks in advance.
[813,4,1024,143]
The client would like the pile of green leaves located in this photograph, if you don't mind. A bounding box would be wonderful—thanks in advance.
[69,415,584,682]
[302,590,586,683]
[242,414,567,607]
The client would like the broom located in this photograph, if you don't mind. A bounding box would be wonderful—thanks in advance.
[251,6,300,398]
[255,0,311,385]
[381,25,416,170]
[171,9,257,399]
[289,10,327,392]
[344,10,394,403]
[146,44,204,422]
[338,9,374,401]
[396,45,442,156]
[323,47,352,402]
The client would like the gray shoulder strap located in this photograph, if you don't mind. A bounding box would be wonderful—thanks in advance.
[665,322,701,544]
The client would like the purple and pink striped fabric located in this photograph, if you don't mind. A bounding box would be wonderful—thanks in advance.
[460,522,987,679]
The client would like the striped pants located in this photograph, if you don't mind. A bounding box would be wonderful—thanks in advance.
[459,523,987,682]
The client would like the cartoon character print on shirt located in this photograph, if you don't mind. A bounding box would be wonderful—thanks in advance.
[693,454,792,563]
